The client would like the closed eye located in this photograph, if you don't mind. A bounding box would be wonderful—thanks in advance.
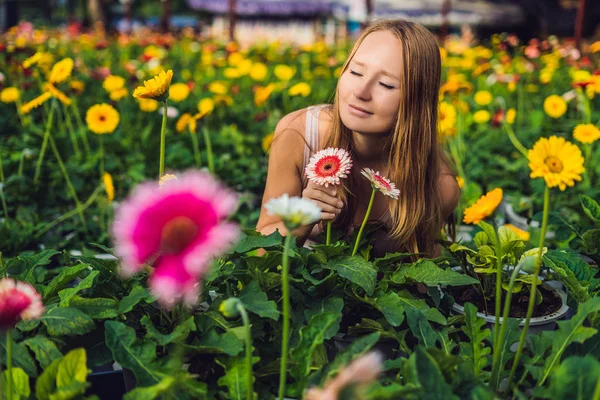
[379,82,395,89]
[349,70,363,77]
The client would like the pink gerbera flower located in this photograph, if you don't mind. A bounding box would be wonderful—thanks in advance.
[360,168,400,199]
[0,279,44,330]
[305,147,353,187]
[112,170,240,308]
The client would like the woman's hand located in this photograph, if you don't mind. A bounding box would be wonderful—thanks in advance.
[302,181,344,221]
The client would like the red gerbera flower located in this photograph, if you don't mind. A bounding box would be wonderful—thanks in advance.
[305,148,353,188]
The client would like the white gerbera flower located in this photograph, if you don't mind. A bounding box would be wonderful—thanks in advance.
[360,168,400,199]
[265,194,321,230]
[305,147,353,187]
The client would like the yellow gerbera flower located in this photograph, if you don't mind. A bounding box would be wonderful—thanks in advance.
[262,132,274,153]
[0,87,20,103]
[86,103,120,134]
[589,41,600,53]
[543,95,567,118]
[438,101,457,136]
[22,52,43,69]
[208,82,227,95]
[249,63,268,81]
[109,87,128,101]
[102,172,114,202]
[103,75,125,93]
[176,113,193,133]
[528,136,585,191]
[197,98,215,117]
[573,123,600,144]
[274,65,295,81]
[45,83,72,106]
[288,82,311,97]
[138,98,159,112]
[169,83,190,102]
[255,84,275,107]
[473,110,490,124]
[224,68,241,79]
[474,90,492,106]
[49,58,74,84]
[21,92,52,114]
[506,108,516,124]
[463,188,503,224]
[504,224,530,241]
[133,69,173,102]
[70,80,85,94]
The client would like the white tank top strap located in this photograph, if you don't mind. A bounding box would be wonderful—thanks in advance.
[301,104,328,188]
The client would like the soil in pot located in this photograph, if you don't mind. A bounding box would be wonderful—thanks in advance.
[446,285,562,318]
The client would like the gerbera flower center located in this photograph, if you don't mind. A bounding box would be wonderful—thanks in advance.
[315,156,341,176]
[544,156,563,173]
[99,115,106,122]
[160,216,198,255]
[0,289,32,328]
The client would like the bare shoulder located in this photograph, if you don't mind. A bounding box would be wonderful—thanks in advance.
[438,172,460,218]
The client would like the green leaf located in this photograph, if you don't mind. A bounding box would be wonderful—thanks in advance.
[290,312,339,391]
[473,231,489,248]
[187,329,244,356]
[2,367,31,399]
[374,292,405,327]
[304,296,343,340]
[41,307,95,336]
[24,336,62,369]
[546,356,600,400]
[11,249,61,282]
[216,354,259,400]
[36,358,61,400]
[58,270,99,305]
[124,376,176,400]
[544,251,592,303]
[373,252,416,269]
[43,264,89,299]
[56,348,87,388]
[0,337,38,377]
[582,230,600,254]
[459,303,491,377]
[323,256,377,296]
[539,297,600,386]
[581,195,600,222]
[48,381,89,400]
[68,296,119,319]
[498,225,524,254]
[232,229,282,253]
[118,285,154,314]
[141,316,196,346]
[239,280,279,320]
[105,320,160,387]
[478,221,499,247]
[16,319,41,332]
[391,260,479,286]
[414,348,456,400]
[319,332,381,384]
[406,308,439,348]
[491,318,520,375]
[365,382,422,399]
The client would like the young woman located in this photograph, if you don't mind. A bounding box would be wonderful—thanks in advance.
[256,19,460,258]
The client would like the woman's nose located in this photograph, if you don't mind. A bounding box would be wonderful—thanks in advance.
[353,82,371,101]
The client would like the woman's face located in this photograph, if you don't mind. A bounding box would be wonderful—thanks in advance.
[338,30,403,136]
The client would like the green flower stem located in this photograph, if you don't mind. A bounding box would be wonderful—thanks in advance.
[583,91,592,124]
[491,262,524,390]
[202,127,215,174]
[278,234,293,400]
[0,185,9,224]
[0,147,4,183]
[326,220,332,245]
[14,99,27,128]
[236,303,253,400]
[159,101,168,178]
[71,101,91,154]
[503,124,528,158]
[188,130,202,168]
[62,103,81,158]
[6,331,13,400]
[517,82,524,130]
[99,136,105,176]
[491,227,505,379]
[34,100,57,184]
[593,375,600,400]
[507,185,550,391]
[584,144,592,189]
[47,134,87,228]
[352,188,376,257]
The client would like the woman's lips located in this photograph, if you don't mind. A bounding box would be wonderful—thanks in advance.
[348,104,373,117]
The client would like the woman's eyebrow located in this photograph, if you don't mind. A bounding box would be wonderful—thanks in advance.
[351,60,400,81]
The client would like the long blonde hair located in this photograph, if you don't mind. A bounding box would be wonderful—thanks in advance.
[325,19,453,257]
